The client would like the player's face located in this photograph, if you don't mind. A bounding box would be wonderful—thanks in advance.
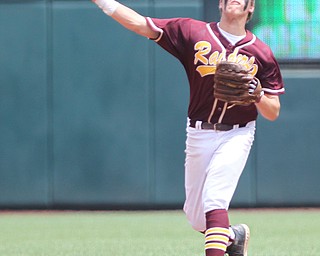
[220,0,250,10]
[219,0,254,19]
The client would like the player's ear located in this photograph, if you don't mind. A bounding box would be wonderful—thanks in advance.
[246,0,255,22]
[218,0,223,14]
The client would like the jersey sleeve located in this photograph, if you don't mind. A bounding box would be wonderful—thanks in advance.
[256,45,285,96]
[146,17,191,61]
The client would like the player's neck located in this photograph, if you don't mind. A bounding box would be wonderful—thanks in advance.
[219,17,246,36]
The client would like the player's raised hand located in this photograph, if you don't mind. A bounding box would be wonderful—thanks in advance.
[91,0,160,39]
[92,0,119,16]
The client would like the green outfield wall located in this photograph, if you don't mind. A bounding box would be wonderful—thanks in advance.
[0,0,319,209]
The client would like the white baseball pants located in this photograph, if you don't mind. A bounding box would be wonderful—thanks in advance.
[183,120,256,232]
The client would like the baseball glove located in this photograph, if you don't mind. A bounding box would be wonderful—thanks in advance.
[214,61,263,105]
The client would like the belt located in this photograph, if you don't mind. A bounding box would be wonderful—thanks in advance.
[189,121,248,131]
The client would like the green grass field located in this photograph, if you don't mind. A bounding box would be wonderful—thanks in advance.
[0,209,319,256]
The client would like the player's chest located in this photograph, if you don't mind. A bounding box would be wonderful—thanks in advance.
[191,40,257,78]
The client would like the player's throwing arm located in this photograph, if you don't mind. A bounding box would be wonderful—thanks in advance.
[92,0,159,39]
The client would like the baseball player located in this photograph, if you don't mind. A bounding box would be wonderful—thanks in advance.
[92,0,285,255]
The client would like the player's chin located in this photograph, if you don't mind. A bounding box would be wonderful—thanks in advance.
[224,8,244,16]
[225,10,248,20]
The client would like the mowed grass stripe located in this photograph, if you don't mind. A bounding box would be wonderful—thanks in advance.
[0,209,319,256]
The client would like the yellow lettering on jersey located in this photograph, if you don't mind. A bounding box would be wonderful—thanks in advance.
[227,49,238,63]
[209,50,226,65]
[196,65,217,76]
[194,41,258,77]
[194,41,211,65]
[196,49,226,77]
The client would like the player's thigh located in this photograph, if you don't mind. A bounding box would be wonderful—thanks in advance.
[202,127,255,211]
[184,128,220,190]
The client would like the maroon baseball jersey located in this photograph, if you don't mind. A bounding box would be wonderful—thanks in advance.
[146,17,285,125]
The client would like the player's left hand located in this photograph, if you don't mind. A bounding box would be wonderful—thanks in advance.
[248,77,264,103]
